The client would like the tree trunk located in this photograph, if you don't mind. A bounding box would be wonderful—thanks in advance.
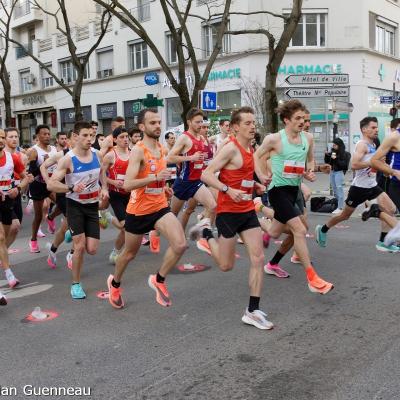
[265,65,278,133]
[72,79,83,122]
[1,70,12,127]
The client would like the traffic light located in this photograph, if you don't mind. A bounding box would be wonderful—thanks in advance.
[390,107,397,117]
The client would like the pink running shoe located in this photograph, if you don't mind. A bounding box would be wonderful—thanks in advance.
[264,262,290,278]
[24,199,33,215]
[262,232,270,248]
[47,216,56,234]
[37,227,46,238]
[29,240,40,253]
[141,236,150,246]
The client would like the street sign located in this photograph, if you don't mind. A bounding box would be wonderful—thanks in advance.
[285,74,349,85]
[285,87,349,98]
[328,100,354,112]
[199,90,217,111]
[380,96,400,104]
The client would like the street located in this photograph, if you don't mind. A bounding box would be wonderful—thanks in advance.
[1,205,400,400]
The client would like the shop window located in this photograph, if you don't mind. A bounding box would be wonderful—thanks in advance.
[97,47,114,79]
[288,12,327,48]
[129,40,148,71]
[41,63,53,88]
[202,19,230,57]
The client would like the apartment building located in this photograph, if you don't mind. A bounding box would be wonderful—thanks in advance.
[1,0,400,160]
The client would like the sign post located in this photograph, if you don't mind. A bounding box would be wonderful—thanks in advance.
[199,91,217,112]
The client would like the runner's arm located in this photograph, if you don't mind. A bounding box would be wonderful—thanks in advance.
[97,151,109,192]
[371,134,398,175]
[351,142,369,170]
[46,156,71,193]
[99,135,113,157]
[102,151,116,186]
[254,134,277,184]
[166,135,197,164]
[306,133,316,172]
[39,151,63,184]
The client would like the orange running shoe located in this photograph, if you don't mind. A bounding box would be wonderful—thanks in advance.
[290,253,301,264]
[107,274,124,309]
[148,274,171,307]
[196,238,212,255]
[253,197,263,213]
[308,276,334,295]
[149,230,160,253]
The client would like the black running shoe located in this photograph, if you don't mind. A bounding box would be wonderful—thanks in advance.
[361,204,381,221]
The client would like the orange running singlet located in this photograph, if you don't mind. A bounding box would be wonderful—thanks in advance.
[126,142,168,216]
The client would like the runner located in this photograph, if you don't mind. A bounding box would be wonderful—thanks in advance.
[315,116,400,252]
[188,107,272,329]
[47,121,109,299]
[128,127,142,148]
[55,131,68,152]
[167,108,216,232]
[107,108,187,309]
[255,99,334,294]
[0,129,29,290]
[214,119,231,151]
[26,125,58,253]
[102,127,130,264]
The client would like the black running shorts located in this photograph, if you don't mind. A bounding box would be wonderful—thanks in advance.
[216,210,260,239]
[125,207,171,235]
[268,185,302,224]
[66,198,100,239]
[29,180,51,201]
[0,197,14,226]
[109,190,130,222]
[388,180,400,212]
[345,185,383,208]
[11,193,22,223]
[56,193,67,217]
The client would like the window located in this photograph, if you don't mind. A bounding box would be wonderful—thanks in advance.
[41,64,53,88]
[137,0,151,22]
[129,41,148,71]
[20,70,32,93]
[166,33,177,64]
[202,19,230,57]
[59,58,90,84]
[290,13,326,47]
[97,48,114,78]
[375,22,395,55]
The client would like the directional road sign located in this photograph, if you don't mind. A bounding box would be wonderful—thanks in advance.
[285,74,349,85]
[285,87,349,98]
[200,90,217,111]
[380,96,400,104]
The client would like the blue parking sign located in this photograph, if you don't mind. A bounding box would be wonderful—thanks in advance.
[200,91,217,111]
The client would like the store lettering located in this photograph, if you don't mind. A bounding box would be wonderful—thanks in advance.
[207,68,241,81]
[22,95,46,106]
[278,64,342,75]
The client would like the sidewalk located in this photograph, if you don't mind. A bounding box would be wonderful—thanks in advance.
[308,171,353,196]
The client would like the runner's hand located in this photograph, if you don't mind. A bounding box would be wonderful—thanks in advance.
[227,187,246,202]
[7,188,19,199]
[114,180,124,188]
[254,182,266,195]
[191,152,204,162]
[257,173,272,186]
[73,182,86,193]
[319,164,331,174]
[100,188,109,201]
[165,187,174,198]
[156,169,171,182]
[303,169,316,182]
[26,173,34,183]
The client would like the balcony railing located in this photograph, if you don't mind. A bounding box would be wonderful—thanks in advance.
[76,26,89,41]
[16,43,32,59]
[14,1,30,19]
[39,38,52,52]
[97,69,113,79]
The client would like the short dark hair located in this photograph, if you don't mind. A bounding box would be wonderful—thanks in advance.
[4,127,19,136]
[277,100,307,123]
[112,127,128,138]
[360,116,378,131]
[128,127,141,138]
[90,120,99,126]
[186,108,205,121]
[56,131,67,138]
[112,116,125,123]
[219,119,229,126]
[137,108,158,125]
[390,118,400,130]
[35,124,50,135]
[73,121,92,134]
[165,132,175,140]
[230,106,254,126]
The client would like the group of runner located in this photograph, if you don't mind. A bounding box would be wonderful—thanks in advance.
[0,101,399,331]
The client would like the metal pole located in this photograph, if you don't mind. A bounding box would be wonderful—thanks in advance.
[393,82,397,120]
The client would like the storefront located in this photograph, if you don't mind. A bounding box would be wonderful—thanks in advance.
[123,99,144,129]
[97,102,117,134]
[59,106,92,132]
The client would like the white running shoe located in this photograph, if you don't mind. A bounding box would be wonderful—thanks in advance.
[331,208,342,215]
[46,242,57,269]
[5,268,19,288]
[109,249,119,265]
[37,226,46,238]
[188,218,211,241]
[384,222,400,247]
[241,308,274,330]
[0,290,7,305]
[66,251,73,270]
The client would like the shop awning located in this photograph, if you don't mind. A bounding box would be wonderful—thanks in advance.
[14,106,55,115]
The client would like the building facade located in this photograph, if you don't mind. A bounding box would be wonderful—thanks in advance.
[1,0,400,161]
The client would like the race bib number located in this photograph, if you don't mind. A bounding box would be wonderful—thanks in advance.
[282,160,305,178]
[116,174,125,181]
[194,162,204,170]
[145,174,164,194]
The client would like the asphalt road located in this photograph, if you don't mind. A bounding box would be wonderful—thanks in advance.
[1,207,400,400]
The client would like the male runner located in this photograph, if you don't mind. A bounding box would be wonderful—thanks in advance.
[26,125,58,252]
[128,127,142,148]
[316,116,399,252]
[189,107,273,329]
[107,108,187,309]
[0,129,29,289]
[214,119,230,151]
[48,121,109,299]
[55,132,68,152]
[255,99,334,294]
[102,127,130,264]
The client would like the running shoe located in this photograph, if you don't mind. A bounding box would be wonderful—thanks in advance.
[307,276,334,295]
[376,241,400,253]
[141,236,150,246]
[0,291,7,306]
[70,283,86,299]
[237,236,244,244]
[253,197,263,213]
[64,229,72,243]
[315,225,327,248]
[262,232,270,248]
[384,222,400,247]
[107,274,124,309]
[331,208,343,215]
[148,274,171,307]
[241,308,274,330]
[188,218,211,241]
[149,230,160,253]
[264,262,290,278]
[46,242,56,269]
[46,216,56,234]
[5,269,20,288]
[66,251,73,270]
[197,238,212,255]
[24,199,33,215]
[290,254,301,264]
[361,204,381,221]
[109,249,119,264]
[37,227,46,238]
[99,211,109,229]
[29,240,40,253]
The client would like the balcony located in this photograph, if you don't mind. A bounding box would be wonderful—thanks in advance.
[15,43,32,59]
[12,1,43,28]
[39,38,52,52]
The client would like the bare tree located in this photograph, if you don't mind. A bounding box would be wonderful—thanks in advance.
[0,0,18,127]
[93,0,232,127]
[227,0,303,132]
[0,0,112,121]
